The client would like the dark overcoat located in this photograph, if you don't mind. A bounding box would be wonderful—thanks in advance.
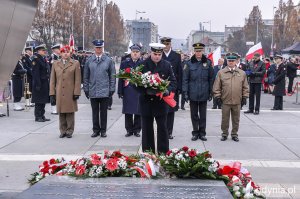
[273,63,286,96]
[12,60,27,98]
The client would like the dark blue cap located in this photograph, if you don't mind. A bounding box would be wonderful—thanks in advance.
[130,44,141,51]
[92,39,104,47]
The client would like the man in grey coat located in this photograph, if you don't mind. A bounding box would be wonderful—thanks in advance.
[83,39,116,138]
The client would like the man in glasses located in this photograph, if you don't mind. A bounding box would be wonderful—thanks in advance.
[213,53,249,142]
[160,37,182,139]
[182,42,214,141]
[31,44,51,122]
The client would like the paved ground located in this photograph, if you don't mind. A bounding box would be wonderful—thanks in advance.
[0,78,300,199]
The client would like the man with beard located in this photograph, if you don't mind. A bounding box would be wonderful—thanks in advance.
[160,37,182,139]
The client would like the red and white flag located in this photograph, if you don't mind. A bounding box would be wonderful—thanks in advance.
[69,34,75,53]
[207,46,221,66]
[246,42,264,60]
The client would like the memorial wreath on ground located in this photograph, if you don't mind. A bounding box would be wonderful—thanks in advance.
[29,146,265,199]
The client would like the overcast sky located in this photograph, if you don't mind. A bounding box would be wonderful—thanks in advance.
[111,0,296,39]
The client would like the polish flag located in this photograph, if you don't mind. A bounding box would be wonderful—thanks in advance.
[208,46,221,66]
[246,42,264,60]
[69,34,75,53]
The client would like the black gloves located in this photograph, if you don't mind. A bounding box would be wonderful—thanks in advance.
[118,94,123,99]
[216,98,222,107]
[208,94,213,101]
[73,95,80,100]
[163,90,170,97]
[84,91,89,99]
[50,95,56,104]
[241,98,247,106]
[109,91,114,97]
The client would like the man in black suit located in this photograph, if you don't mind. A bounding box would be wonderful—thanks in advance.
[140,43,177,154]
[286,57,298,94]
[160,37,182,139]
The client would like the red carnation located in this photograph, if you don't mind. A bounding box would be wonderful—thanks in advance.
[166,150,172,156]
[125,68,131,74]
[182,146,189,152]
[112,151,123,158]
[188,150,197,158]
[49,158,56,165]
[43,161,49,166]
[105,158,118,171]
[204,152,212,158]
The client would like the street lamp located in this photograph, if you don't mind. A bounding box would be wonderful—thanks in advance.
[102,1,106,42]
[271,6,277,54]
[136,10,146,20]
[203,21,211,32]
[82,14,91,50]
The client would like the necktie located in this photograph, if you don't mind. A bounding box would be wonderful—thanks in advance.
[97,57,100,62]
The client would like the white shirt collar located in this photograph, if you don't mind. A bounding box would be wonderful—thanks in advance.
[164,48,172,57]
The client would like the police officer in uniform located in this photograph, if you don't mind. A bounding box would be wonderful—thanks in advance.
[213,53,249,142]
[118,44,142,137]
[31,44,50,122]
[160,37,182,139]
[182,43,213,141]
[140,43,177,154]
[48,44,61,115]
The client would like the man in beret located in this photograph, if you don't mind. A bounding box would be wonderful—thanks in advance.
[140,43,177,154]
[31,44,51,122]
[160,37,183,139]
[213,53,249,142]
[244,53,265,115]
[83,39,116,138]
[182,42,214,141]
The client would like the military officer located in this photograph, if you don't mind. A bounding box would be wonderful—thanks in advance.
[12,57,27,111]
[140,43,177,154]
[182,43,214,141]
[271,54,286,110]
[118,44,142,137]
[213,53,249,142]
[22,46,34,93]
[50,45,81,138]
[48,44,61,115]
[31,44,51,122]
[160,37,182,139]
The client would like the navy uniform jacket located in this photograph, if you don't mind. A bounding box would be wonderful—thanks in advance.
[22,54,33,91]
[138,57,177,117]
[12,60,27,98]
[273,63,287,96]
[182,55,214,102]
[117,58,142,115]
[48,53,59,72]
[31,54,50,103]
[162,50,182,91]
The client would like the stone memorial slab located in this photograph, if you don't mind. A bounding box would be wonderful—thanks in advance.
[15,176,233,199]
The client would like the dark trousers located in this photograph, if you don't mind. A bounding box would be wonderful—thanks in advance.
[167,112,175,135]
[288,77,295,93]
[34,103,45,119]
[180,94,185,108]
[274,96,283,110]
[142,115,169,154]
[108,96,113,108]
[125,114,141,133]
[190,101,207,136]
[249,83,262,111]
[90,98,108,133]
[13,96,21,103]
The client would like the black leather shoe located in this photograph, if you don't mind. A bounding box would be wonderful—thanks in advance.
[181,107,185,110]
[254,110,259,115]
[125,132,133,137]
[101,132,107,137]
[191,135,198,141]
[169,135,174,139]
[91,132,99,138]
[42,117,51,121]
[220,136,227,141]
[212,106,217,109]
[199,136,207,141]
[107,107,112,110]
[134,132,140,137]
[271,108,278,110]
[59,134,66,138]
[244,110,253,114]
[35,118,45,122]
[232,137,239,142]
[66,134,72,138]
